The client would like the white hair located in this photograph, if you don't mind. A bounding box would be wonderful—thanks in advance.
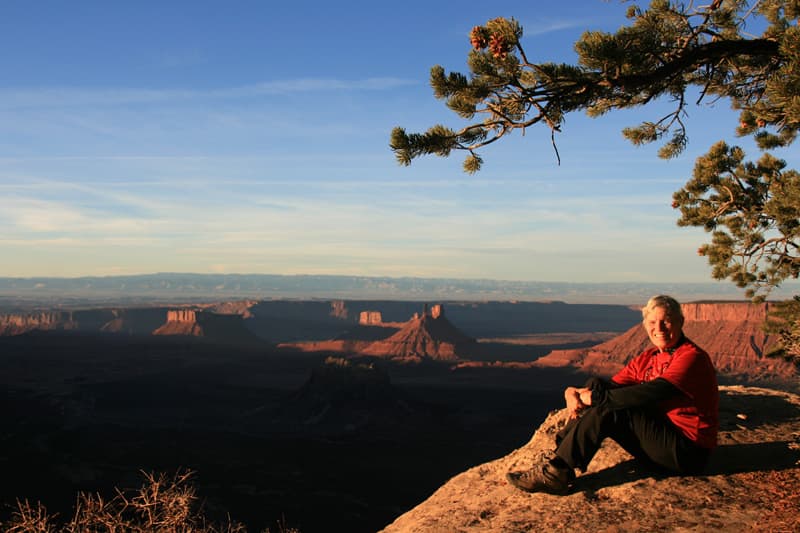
[642,295,683,320]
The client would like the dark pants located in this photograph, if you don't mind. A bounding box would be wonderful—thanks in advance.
[554,405,710,474]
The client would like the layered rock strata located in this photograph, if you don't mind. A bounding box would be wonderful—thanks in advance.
[535,302,796,385]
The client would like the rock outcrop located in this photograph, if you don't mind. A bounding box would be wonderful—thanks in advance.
[360,304,476,361]
[152,309,259,343]
[0,311,74,335]
[381,385,800,532]
[359,310,383,325]
[0,307,191,337]
[535,301,796,387]
[152,310,204,336]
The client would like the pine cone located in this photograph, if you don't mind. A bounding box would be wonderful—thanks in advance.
[470,26,487,50]
[488,33,508,58]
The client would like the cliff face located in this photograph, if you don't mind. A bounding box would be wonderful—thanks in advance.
[535,302,795,386]
[681,301,771,321]
[152,309,259,343]
[0,312,74,335]
[152,310,204,336]
[360,305,475,361]
[0,308,177,336]
[0,304,261,340]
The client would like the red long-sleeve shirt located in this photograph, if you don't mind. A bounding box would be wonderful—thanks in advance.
[611,338,719,449]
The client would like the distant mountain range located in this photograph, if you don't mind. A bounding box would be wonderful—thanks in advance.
[0,272,796,309]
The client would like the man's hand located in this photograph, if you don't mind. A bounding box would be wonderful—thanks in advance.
[565,386,591,420]
[579,388,593,408]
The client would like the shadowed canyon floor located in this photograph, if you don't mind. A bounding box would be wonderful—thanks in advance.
[0,333,577,533]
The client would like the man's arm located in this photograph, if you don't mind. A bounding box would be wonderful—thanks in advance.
[564,375,679,418]
[587,377,681,410]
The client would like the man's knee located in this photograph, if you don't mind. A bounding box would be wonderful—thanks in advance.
[557,405,618,447]
[581,404,619,426]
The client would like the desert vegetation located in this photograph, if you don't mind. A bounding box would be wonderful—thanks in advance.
[1,470,260,533]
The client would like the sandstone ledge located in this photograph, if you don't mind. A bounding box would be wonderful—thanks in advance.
[381,386,800,533]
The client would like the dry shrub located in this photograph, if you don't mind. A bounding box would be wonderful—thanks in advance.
[2,470,247,533]
[3,500,54,533]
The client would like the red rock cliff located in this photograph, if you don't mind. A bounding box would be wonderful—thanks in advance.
[152,309,257,342]
[152,310,203,336]
[0,312,75,335]
[361,304,475,361]
[536,301,796,386]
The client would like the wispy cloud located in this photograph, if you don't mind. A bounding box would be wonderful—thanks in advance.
[521,19,590,37]
[0,77,418,110]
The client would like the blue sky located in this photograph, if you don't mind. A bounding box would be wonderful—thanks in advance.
[1,1,795,287]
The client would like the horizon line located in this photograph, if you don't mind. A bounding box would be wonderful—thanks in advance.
[0,271,764,287]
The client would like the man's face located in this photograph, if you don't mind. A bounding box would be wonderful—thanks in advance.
[643,306,684,351]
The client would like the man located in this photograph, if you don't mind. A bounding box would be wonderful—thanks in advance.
[506,295,719,494]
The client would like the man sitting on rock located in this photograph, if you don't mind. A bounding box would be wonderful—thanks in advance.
[506,295,719,494]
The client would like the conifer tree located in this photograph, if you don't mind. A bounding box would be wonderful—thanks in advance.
[391,1,800,363]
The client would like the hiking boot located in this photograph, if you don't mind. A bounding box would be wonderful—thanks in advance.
[505,460,575,495]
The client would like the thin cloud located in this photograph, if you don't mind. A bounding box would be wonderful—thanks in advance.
[0,77,418,110]
[1,179,174,214]
[221,77,417,95]
[522,19,589,37]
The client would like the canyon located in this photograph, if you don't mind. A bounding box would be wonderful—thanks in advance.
[0,298,797,532]
[0,299,642,342]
